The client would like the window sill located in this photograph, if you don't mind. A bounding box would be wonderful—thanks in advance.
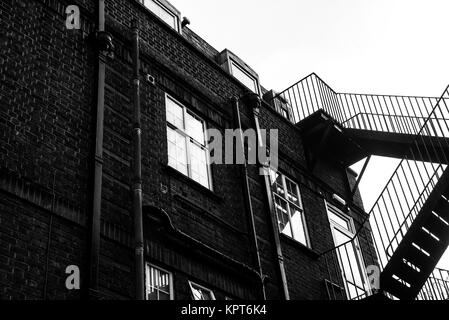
[279,233,320,259]
[163,165,222,202]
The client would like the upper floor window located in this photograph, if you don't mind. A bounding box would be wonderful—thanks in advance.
[188,281,215,300]
[140,0,180,32]
[269,169,310,247]
[145,263,174,300]
[229,60,259,94]
[218,49,260,95]
[166,95,212,189]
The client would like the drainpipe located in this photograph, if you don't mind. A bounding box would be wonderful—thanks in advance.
[245,93,290,300]
[232,98,266,300]
[131,20,145,300]
[88,0,106,300]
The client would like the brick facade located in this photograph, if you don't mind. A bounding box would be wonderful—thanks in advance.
[0,0,377,300]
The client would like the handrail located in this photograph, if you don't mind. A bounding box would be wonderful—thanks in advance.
[319,84,449,300]
[341,112,444,125]
[385,165,444,257]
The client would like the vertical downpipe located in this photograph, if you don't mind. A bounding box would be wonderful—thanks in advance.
[250,95,290,300]
[232,98,266,300]
[88,0,106,299]
[131,20,145,301]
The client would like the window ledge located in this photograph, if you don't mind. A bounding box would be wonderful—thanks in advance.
[163,165,222,202]
[279,233,320,259]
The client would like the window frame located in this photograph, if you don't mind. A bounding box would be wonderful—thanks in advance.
[165,94,213,190]
[270,169,311,248]
[229,59,260,95]
[139,0,181,32]
[325,201,371,299]
[145,262,174,300]
[188,281,216,300]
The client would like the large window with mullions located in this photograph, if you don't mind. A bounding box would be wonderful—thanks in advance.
[145,263,174,300]
[269,169,310,247]
[166,94,212,189]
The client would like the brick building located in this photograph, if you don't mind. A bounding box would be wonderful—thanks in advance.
[1,0,448,300]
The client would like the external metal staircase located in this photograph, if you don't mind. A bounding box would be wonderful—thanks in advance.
[269,73,449,300]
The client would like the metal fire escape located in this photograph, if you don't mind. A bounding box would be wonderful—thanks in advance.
[269,73,449,300]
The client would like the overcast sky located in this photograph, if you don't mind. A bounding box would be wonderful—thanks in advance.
[169,0,449,269]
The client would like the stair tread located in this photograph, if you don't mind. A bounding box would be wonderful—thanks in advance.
[380,167,449,300]
[403,245,430,269]
[391,259,421,285]
[424,212,449,239]
[381,274,413,300]
[413,228,442,256]
[433,196,449,220]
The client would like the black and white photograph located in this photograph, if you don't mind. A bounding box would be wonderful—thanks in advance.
[1,0,448,313]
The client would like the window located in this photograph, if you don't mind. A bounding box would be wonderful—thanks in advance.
[188,281,215,300]
[269,169,310,247]
[140,0,180,31]
[230,60,259,94]
[145,263,174,300]
[166,95,212,189]
[326,202,370,300]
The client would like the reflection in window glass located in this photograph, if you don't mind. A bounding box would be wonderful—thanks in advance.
[230,61,258,94]
[146,264,173,300]
[141,0,178,31]
[165,95,211,189]
[274,196,292,238]
[189,282,215,300]
[167,127,188,175]
[270,169,309,247]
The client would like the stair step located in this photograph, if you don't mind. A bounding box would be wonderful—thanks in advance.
[413,228,442,256]
[424,212,449,239]
[433,196,449,220]
[382,275,413,300]
[392,259,421,285]
[402,245,430,269]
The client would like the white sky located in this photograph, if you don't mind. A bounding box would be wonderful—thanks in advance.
[169,0,449,269]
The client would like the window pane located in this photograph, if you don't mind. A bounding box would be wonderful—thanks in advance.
[158,292,170,300]
[334,229,365,299]
[201,290,214,300]
[285,178,300,207]
[329,209,351,231]
[166,97,184,129]
[230,61,258,93]
[289,204,307,246]
[189,142,209,188]
[270,170,284,196]
[191,286,204,300]
[186,111,205,144]
[167,127,188,175]
[274,196,292,238]
[146,265,172,301]
[143,0,178,30]
[190,284,214,300]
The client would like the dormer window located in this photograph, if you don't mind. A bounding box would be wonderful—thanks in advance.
[229,60,259,94]
[218,49,261,95]
[140,0,181,32]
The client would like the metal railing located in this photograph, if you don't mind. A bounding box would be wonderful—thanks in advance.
[417,268,449,300]
[272,74,449,300]
[272,73,444,135]
[322,86,449,300]
[369,86,449,270]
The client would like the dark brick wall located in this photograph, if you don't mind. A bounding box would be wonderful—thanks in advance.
[0,0,377,300]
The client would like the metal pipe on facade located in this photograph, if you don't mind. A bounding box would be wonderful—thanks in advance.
[131,20,145,301]
[232,98,266,300]
[88,0,106,300]
[246,93,290,300]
